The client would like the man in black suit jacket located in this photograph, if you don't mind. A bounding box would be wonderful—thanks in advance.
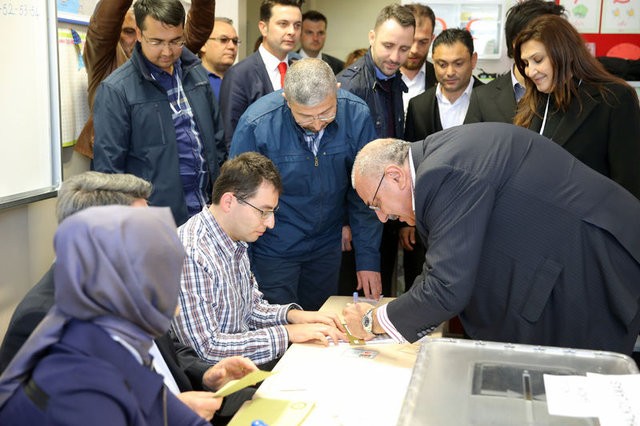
[405,28,483,142]
[220,0,302,149]
[345,123,640,355]
[298,10,344,75]
[0,172,256,424]
[398,3,438,292]
[464,0,566,125]
[400,3,437,115]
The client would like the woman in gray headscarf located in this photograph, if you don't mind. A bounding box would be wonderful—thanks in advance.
[0,206,208,425]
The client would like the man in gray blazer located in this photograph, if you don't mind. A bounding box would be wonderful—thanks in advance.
[344,123,640,355]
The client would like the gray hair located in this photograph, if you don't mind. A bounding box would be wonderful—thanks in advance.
[351,139,411,187]
[56,172,152,223]
[215,16,233,25]
[284,58,337,106]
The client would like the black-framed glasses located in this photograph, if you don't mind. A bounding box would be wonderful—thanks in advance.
[141,33,185,49]
[236,196,278,220]
[367,173,385,212]
[209,36,241,46]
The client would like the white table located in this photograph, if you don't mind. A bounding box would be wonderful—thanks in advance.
[230,296,441,425]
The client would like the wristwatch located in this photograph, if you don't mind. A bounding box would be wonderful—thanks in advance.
[361,308,374,334]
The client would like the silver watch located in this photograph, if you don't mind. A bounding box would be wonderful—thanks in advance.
[361,308,374,334]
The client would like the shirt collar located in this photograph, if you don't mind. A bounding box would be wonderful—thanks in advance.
[259,44,288,71]
[510,65,525,102]
[299,49,321,59]
[143,53,181,79]
[375,65,396,81]
[408,153,416,213]
[202,207,248,256]
[401,62,426,85]
[435,77,475,105]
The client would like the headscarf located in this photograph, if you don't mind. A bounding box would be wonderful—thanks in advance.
[0,206,185,408]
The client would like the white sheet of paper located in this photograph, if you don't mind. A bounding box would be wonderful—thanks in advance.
[544,373,640,425]
[543,374,599,417]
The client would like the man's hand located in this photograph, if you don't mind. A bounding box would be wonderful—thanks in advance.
[177,391,222,421]
[356,270,382,300]
[341,225,352,251]
[202,356,258,391]
[284,323,347,345]
[286,309,345,331]
[399,226,416,250]
[342,302,375,340]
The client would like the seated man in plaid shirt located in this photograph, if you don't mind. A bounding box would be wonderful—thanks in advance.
[172,152,346,368]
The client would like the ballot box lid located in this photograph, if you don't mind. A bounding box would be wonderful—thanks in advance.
[397,338,639,426]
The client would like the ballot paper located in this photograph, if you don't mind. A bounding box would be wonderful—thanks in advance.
[544,373,640,425]
[212,369,275,397]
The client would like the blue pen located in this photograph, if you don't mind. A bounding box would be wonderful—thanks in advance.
[353,291,359,304]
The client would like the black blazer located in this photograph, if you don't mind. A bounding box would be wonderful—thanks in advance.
[405,76,484,141]
[464,72,517,124]
[424,60,437,90]
[322,53,345,75]
[530,81,640,199]
[0,265,209,391]
[219,52,274,150]
[219,51,300,149]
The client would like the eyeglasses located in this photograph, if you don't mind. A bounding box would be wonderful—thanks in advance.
[209,36,241,46]
[141,33,185,49]
[236,196,278,220]
[367,173,386,212]
[296,113,336,126]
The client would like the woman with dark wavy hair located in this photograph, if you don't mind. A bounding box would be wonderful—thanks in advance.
[513,14,640,199]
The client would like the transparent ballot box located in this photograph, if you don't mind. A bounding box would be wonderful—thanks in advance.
[397,338,639,425]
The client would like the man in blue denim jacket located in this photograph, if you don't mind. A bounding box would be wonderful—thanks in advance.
[230,58,382,311]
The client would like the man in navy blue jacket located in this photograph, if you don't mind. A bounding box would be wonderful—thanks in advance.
[336,4,415,298]
[230,58,382,310]
[219,0,302,149]
[93,0,225,226]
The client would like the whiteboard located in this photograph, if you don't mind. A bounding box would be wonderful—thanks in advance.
[0,0,61,209]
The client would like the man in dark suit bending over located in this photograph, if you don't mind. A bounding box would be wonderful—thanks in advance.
[344,123,640,355]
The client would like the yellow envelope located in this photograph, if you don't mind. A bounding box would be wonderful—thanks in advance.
[212,369,276,398]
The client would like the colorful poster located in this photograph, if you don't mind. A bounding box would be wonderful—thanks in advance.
[56,0,98,23]
[428,2,504,59]
[57,28,89,147]
[601,0,640,33]
[560,0,603,33]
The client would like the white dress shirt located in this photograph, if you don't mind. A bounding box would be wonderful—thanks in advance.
[435,77,475,130]
[401,63,427,115]
[258,45,289,91]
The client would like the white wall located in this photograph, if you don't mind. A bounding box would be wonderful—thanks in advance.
[0,149,89,341]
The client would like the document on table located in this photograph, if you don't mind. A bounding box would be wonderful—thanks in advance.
[228,398,315,426]
[212,369,275,397]
[544,373,640,425]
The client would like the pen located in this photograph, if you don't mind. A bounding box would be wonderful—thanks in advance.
[353,291,359,304]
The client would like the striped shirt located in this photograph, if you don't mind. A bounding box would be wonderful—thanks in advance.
[172,207,300,364]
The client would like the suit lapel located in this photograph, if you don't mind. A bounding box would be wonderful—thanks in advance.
[548,85,599,146]
[495,75,517,123]
[252,53,275,92]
